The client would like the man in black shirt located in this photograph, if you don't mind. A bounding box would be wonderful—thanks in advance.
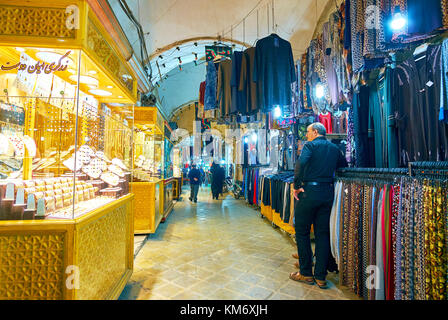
[289,123,347,289]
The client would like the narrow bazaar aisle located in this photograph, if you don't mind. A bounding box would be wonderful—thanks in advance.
[119,186,359,300]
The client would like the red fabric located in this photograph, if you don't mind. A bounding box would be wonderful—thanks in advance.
[199,81,206,105]
[318,112,333,134]
[386,188,395,300]
[381,187,386,287]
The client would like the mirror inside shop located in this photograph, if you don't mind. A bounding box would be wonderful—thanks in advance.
[0,46,134,220]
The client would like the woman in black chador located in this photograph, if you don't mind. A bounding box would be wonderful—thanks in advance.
[210,162,225,200]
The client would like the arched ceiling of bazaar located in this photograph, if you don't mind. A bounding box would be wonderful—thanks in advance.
[110,0,340,118]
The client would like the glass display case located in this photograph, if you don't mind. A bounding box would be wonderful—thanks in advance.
[172,146,182,178]
[0,0,138,300]
[133,125,164,181]
[164,137,173,179]
[131,106,166,234]
[0,47,134,221]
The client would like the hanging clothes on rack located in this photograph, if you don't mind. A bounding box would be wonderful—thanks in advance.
[239,47,258,115]
[332,166,448,300]
[217,59,233,118]
[204,62,218,111]
[260,172,295,225]
[319,112,333,134]
[230,51,246,115]
[253,34,297,112]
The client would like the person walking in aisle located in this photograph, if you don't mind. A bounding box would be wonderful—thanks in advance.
[210,162,225,200]
[199,166,205,187]
[289,123,347,289]
[188,164,201,203]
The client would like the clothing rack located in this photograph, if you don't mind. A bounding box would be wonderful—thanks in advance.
[338,162,448,179]
[242,164,270,169]
[337,167,408,179]
[408,161,448,176]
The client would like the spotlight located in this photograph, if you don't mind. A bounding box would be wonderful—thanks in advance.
[315,83,325,99]
[244,137,249,143]
[390,6,407,31]
[251,133,258,142]
[194,42,198,46]
[273,106,282,119]
[162,63,166,68]
[159,55,163,59]
[176,47,180,51]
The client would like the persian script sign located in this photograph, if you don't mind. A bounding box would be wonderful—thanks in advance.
[1,51,71,74]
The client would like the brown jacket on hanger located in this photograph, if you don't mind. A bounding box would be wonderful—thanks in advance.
[216,59,232,117]
[239,47,258,114]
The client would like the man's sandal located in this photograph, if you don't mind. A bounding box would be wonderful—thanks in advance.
[289,272,315,285]
[315,279,328,289]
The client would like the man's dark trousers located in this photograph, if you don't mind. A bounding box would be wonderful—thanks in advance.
[190,184,199,201]
[294,184,334,281]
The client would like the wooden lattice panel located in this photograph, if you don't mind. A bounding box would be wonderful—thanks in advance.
[75,202,129,300]
[0,233,66,300]
[0,5,75,39]
[86,19,134,94]
[132,182,155,232]
[134,107,156,124]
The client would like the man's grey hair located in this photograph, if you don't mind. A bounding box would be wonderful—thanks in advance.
[310,122,327,136]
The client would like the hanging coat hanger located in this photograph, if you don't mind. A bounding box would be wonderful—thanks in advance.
[414,43,428,62]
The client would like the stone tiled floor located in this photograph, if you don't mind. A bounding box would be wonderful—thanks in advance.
[119,186,360,300]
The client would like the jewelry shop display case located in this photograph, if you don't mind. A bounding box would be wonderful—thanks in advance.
[131,106,164,234]
[0,0,138,300]
[172,146,183,200]
[161,124,175,221]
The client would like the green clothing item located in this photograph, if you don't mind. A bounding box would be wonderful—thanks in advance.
[368,68,399,168]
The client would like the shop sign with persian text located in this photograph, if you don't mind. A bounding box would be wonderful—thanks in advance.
[1,51,71,74]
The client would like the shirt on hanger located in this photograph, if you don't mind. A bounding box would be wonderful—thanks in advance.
[253,34,297,112]
[319,112,333,134]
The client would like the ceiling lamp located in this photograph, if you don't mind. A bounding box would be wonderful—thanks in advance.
[69,75,99,86]
[88,89,112,96]
[106,85,114,89]
[88,70,97,75]
[15,47,25,52]
[36,51,72,66]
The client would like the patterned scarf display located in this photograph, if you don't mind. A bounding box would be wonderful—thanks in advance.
[333,174,448,300]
